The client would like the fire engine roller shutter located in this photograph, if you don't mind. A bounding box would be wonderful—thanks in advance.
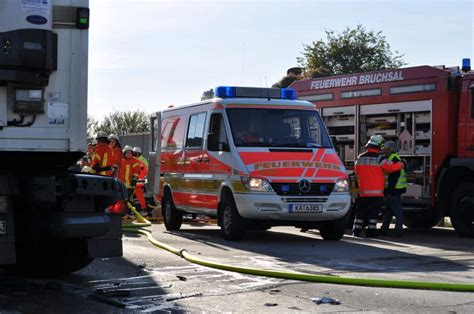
[359,100,432,115]
[321,106,356,116]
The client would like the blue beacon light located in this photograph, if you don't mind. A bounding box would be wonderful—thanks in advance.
[462,58,471,72]
[280,88,297,100]
[215,86,236,98]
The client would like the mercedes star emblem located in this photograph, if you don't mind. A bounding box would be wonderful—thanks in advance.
[298,179,311,193]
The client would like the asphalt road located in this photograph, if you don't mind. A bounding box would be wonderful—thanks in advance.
[1,222,473,313]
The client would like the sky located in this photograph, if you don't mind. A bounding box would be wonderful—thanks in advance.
[88,0,473,120]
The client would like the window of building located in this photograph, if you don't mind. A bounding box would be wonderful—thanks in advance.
[390,83,436,95]
[340,88,381,99]
[299,93,334,102]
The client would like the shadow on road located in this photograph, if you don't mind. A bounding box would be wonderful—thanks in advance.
[172,225,471,275]
[0,240,186,313]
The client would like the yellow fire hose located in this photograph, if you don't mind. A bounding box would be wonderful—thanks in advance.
[122,207,474,293]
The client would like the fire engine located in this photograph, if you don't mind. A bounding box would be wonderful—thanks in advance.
[151,86,351,241]
[0,0,125,276]
[290,60,474,237]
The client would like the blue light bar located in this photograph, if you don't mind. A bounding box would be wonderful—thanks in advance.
[462,58,471,72]
[215,86,236,98]
[281,88,297,100]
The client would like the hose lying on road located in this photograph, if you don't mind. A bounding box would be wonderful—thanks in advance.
[122,209,474,293]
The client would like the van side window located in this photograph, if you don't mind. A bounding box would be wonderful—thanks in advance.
[186,112,207,148]
[161,121,173,150]
[208,113,229,151]
[470,84,474,119]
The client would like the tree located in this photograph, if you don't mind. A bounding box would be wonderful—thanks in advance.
[297,25,406,78]
[96,110,151,136]
[87,115,98,138]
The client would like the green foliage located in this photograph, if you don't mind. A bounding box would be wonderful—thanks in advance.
[96,110,151,136]
[272,76,299,88]
[87,115,98,138]
[297,25,406,77]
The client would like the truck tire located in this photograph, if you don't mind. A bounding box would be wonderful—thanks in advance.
[450,183,474,237]
[403,212,440,229]
[318,216,347,241]
[220,198,246,241]
[3,239,92,277]
[162,192,183,231]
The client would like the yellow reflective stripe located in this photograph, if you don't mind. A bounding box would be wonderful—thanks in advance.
[132,163,141,168]
[100,153,108,175]
[388,153,407,189]
[125,164,130,185]
[102,153,108,167]
[94,153,101,161]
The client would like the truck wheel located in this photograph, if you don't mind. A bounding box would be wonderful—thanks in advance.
[162,192,182,231]
[404,212,440,229]
[318,216,347,241]
[450,183,474,237]
[220,198,246,241]
[3,239,92,277]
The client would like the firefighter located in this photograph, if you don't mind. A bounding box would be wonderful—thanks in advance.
[380,141,407,237]
[108,134,122,177]
[90,131,114,175]
[119,145,148,215]
[132,146,148,215]
[353,135,404,237]
[119,145,142,197]
[133,146,148,173]
[78,141,95,169]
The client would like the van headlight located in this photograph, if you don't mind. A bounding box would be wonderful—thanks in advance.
[241,177,273,192]
[333,178,349,192]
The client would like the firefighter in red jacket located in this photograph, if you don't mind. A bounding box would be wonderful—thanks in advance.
[353,135,404,237]
[119,145,148,214]
[90,131,114,176]
[108,134,122,177]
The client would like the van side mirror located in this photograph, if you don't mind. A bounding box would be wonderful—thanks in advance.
[208,133,230,152]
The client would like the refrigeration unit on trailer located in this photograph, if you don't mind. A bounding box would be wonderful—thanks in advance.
[0,0,125,276]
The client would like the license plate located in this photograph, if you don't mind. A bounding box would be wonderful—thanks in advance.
[289,204,322,213]
[0,220,6,235]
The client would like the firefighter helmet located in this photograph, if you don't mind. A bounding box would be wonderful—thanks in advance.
[133,147,142,154]
[95,131,108,140]
[108,134,119,141]
[366,135,384,149]
[123,145,133,153]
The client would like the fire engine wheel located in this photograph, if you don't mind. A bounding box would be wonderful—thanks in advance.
[3,239,93,277]
[220,198,246,241]
[318,216,347,241]
[162,192,183,231]
[450,183,474,237]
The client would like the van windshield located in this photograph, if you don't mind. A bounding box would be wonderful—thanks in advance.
[226,108,332,148]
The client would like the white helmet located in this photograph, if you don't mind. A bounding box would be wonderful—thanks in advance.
[133,147,142,154]
[108,134,119,141]
[123,145,133,153]
[96,131,108,140]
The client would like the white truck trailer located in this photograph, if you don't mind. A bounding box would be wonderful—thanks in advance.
[0,0,125,276]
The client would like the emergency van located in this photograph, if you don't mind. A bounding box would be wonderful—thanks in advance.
[154,86,351,241]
